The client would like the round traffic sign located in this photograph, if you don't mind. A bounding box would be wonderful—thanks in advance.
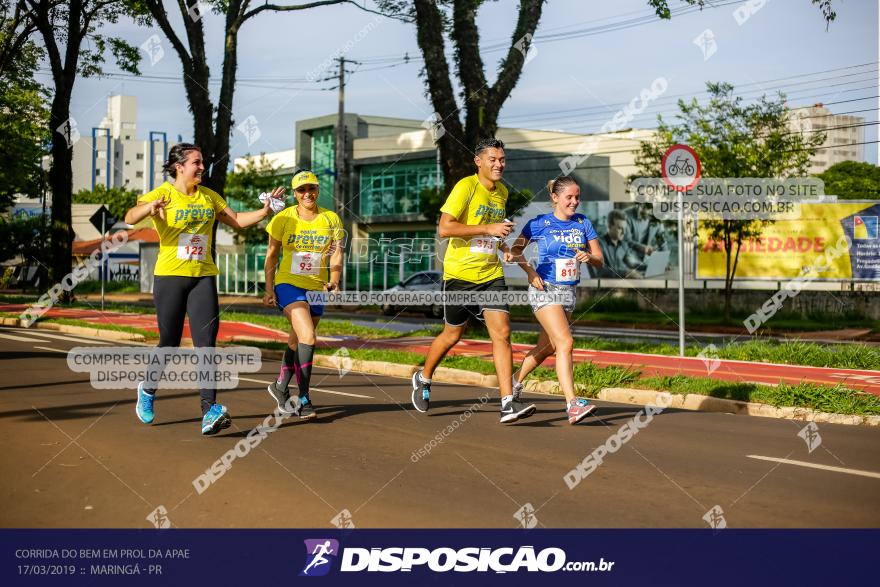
[661,144,701,191]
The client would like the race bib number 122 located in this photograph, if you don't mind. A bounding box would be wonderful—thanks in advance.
[177,233,207,261]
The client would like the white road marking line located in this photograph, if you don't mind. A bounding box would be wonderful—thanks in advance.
[0,332,53,342]
[33,346,68,354]
[237,377,374,399]
[21,331,110,345]
[747,455,880,479]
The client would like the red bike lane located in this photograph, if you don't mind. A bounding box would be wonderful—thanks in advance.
[3,304,878,396]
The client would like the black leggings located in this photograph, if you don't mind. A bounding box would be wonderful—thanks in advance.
[148,275,219,414]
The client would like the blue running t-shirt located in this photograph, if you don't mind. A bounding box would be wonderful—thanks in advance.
[520,213,598,285]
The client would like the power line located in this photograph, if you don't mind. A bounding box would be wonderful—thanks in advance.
[346,66,878,150]
[499,65,879,124]
[485,139,880,177]
[356,0,748,64]
[353,93,879,155]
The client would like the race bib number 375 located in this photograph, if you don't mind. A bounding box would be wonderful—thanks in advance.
[177,233,207,261]
[470,237,497,255]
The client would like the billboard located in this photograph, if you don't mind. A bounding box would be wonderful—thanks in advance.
[581,202,679,279]
[697,201,880,280]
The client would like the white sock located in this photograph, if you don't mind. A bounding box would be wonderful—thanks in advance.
[501,394,513,407]
[418,371,431,384]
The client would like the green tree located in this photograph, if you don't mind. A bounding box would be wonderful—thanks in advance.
[19,0,142,294]
[224,154,288,245]
[0,213,52,289]
[635,82,826,322]
[817,161,880,200]
[0,39,47,212]
[376,0,544,192]
[72,185,140,223]
[128,0,378,197]
[0,3,48,212]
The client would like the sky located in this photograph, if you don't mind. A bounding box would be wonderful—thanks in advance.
[39,0,879,166]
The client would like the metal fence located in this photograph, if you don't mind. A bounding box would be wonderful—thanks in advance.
[213,251,878,296]
[214,253,432,295]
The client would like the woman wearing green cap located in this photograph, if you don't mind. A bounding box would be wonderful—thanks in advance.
[263,170,345,420]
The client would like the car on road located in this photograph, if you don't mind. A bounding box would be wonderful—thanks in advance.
[381,270,443,318]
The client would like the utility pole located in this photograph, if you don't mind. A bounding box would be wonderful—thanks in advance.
[334,57,346,221]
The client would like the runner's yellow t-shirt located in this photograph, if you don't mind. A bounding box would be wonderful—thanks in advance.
[137,182,228,277]
[439,175,508,284]
[267,205,344,290]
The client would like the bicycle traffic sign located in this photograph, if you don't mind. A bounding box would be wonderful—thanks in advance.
[661,144,701,191]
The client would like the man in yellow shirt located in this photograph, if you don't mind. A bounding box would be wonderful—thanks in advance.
[411,139,536,423]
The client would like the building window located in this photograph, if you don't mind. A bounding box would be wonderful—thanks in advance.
[310,127,335,210]
[136,171,144,178]
[359,159,437,219]
[124,135,131,140]
[136,153,144,160]
[95,169,101,176]
[125,160,130,165]
[347,229,436,290]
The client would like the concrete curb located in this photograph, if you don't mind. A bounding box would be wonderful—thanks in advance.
[256,350,880,428]
[1,317,146,342]
[597,387,880,427]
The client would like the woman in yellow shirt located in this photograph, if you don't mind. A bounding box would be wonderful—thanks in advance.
[262,170,345,420]
[124,143,284,435]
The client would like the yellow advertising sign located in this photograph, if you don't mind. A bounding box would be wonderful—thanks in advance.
[697,202,880,280]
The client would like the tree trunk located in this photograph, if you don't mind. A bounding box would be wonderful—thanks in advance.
[413,0,543,194]
[180,57,215,188]
[207,9,242,196]
[47,78,74,294]
[723,224,733,323]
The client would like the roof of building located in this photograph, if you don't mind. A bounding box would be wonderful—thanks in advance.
[72,228,159,256]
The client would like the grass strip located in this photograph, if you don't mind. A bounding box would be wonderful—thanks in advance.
[309,347,880,416]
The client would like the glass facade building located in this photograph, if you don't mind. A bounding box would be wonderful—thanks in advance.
[358,158,438,220]
[310,127,336,210]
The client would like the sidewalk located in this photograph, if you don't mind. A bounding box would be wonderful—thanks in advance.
[3,303,878,396]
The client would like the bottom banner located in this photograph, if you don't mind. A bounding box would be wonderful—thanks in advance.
[2,529,875,586]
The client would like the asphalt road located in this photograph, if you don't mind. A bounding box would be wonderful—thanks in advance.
[1,325,879,529]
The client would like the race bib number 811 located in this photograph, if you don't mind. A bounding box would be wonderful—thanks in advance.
[555,257,578,282]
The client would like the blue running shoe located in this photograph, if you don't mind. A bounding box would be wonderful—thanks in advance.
[201,404,231,435]
[136,381,154,424]
[411,369,430,413]
[298,394,316,420]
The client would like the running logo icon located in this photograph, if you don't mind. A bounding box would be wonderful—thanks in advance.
[853,216,877,240]
[300,539,339,577]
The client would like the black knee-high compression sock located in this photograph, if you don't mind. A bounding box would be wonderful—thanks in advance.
[296,343,314,397]
[277,346,298,391]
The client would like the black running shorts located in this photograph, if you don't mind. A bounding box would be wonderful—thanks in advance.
[442,277,509,326]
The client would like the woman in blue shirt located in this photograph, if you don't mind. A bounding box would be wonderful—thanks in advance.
[507,175,604,424]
